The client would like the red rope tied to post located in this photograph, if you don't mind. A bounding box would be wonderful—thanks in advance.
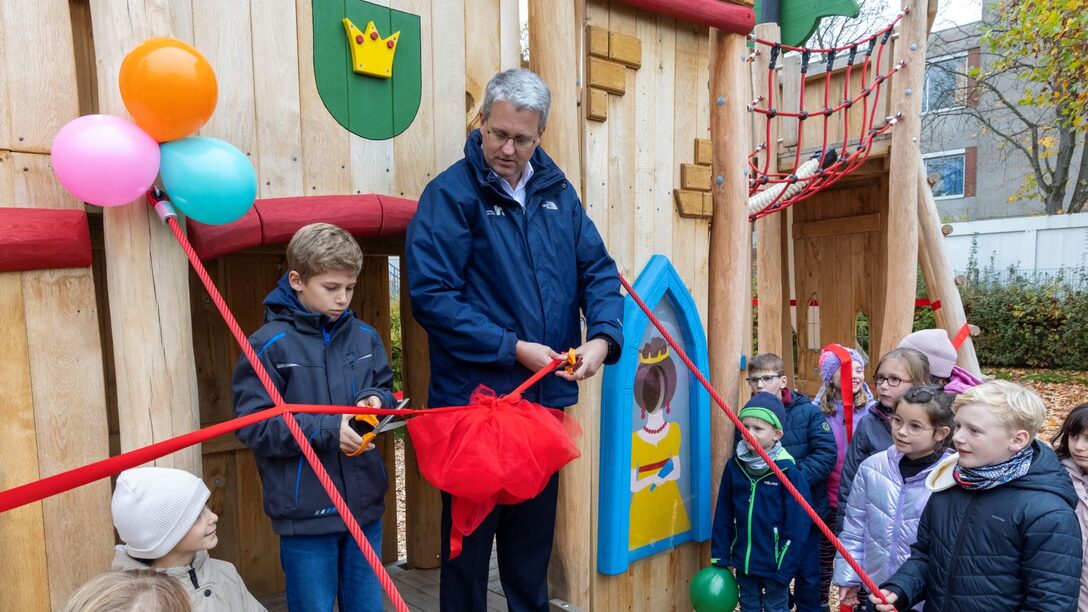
[617,272,889,606]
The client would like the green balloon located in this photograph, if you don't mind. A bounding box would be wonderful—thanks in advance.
[689,565,740,612]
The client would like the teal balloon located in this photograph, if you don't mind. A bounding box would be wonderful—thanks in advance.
[689,565,739,612]
[159,136,257,225]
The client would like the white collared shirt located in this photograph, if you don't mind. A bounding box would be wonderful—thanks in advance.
[498,161,534,208]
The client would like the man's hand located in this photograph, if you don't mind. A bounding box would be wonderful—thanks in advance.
[839,586,860,607]
[516,340,561,372]
[556,338,609,381]
[340,414,373,455]
[870,589,899,611]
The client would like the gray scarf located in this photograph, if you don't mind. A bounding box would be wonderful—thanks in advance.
[737,439,784,476]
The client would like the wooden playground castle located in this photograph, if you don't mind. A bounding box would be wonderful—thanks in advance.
[0,0,979,609]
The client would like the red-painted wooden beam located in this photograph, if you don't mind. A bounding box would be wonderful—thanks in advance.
[186,194,418,260]
[0,208,92,272]
[615,0,755,34]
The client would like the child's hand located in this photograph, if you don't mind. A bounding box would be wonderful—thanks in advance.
[357,395,383,409]
[839,586,859,606]
[870,589,898,611]
[340,414,372,454]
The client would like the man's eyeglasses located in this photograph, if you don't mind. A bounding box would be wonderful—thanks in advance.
[746,374,783,385]
[486,128,537,151]
[874,375,911,387]
[891,415,934,436]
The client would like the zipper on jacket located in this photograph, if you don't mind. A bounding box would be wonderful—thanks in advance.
[744,476,758,573]
[943,495,980,608]
[773,527,780,567]
[188,565,199,589]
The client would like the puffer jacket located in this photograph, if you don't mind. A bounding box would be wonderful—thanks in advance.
[834,447,951,600]
[1060,457,1088,612]
[836,401,895,529]
[881,441,1083,611]
[113,546,266,611]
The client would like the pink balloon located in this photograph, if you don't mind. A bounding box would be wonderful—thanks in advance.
[51,115,161,207]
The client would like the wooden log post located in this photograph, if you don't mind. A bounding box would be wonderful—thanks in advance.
[0,3,114,608]
[528,1,591,605]
[916,153,981,376]
[878,0,927,358]
[753,24,793,378]
[708,28,750,502]
[88,1,202,473]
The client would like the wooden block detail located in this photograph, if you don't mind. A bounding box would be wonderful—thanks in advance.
[681,163,712,192]
[587,25,610,58]
[674,189,710,219]
[587,57,626,95]
[608,31,642,68]
[794,213,882,239]
[694,138,714,166]
[702,192,714,216]
[587,87,609,122]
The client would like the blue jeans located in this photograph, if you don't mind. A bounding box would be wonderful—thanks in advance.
[280,520,383,612]
[736,571,790,612]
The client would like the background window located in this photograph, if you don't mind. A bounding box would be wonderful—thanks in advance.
[923,54,968,113]
[924,153,966,198]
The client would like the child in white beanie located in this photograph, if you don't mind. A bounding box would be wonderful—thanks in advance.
[110,467,265,611]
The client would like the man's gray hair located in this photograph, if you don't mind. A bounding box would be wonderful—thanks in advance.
[481,69,551,131]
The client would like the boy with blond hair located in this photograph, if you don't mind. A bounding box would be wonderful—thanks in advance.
[871,380,1082,611]
[233,223,394,612]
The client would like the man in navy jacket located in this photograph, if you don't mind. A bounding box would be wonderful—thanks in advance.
[406,68,624,612]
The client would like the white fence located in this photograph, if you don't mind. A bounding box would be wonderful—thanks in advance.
[944,212,1088,280]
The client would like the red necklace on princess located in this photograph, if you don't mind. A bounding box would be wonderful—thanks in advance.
[643,421,667,435]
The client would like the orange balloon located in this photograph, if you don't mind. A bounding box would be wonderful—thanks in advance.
[119,38,217,142]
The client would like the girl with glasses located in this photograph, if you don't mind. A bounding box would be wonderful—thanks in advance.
[836,348,931,529]
[833,386,954,611]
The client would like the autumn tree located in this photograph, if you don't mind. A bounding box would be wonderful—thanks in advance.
[926,0,1088,214]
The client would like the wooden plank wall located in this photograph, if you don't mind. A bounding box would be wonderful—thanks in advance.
[553,2,712,609]
[0,2,114,611]
[791,177,889,395]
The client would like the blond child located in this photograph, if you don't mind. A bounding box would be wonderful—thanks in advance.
[870,381,1082,611]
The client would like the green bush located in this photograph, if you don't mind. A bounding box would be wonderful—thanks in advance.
[960,240,1088,369]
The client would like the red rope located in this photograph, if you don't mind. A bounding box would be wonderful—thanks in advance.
[617,273,888,605]
[164,214,411,612]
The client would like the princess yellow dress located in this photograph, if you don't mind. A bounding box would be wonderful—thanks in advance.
[629,423,692,550]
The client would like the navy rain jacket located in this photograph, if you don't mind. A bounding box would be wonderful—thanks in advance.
[711,451,813,584]
[232,274,394,536]
[405,129,623,408]
[882,440,1083,611]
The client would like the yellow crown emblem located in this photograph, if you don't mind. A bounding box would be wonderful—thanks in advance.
[639,340,670,365]
[342,18,399,79]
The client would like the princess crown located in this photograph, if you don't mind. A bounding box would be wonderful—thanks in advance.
[639,338,670,364]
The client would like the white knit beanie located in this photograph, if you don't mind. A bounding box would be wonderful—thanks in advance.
[111,467,210,560]
[898,329,957,378]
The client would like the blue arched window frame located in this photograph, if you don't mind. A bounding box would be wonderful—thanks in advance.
[597,255,711,575]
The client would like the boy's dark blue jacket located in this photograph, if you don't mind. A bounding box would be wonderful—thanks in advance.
[405,130,624,408]
[232,274,394,536]
[711,450,813,583]
[882,440,1082,611]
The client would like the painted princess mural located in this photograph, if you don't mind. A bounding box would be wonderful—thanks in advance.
[629,336,691,549]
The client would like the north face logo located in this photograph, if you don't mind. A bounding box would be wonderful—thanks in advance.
[543,201,558,210]
[485,204,505,217]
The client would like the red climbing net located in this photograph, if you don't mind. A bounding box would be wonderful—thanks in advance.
[745,7,911,221]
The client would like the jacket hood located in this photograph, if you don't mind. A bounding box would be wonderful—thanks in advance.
[464,129,564,194]
[782,388,812,409]
[944,366,984,395]
[112,545,208,576]
[927,440,1078,507]
[262,272,353,332]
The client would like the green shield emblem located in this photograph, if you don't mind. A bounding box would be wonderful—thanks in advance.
[312,0,422,140]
